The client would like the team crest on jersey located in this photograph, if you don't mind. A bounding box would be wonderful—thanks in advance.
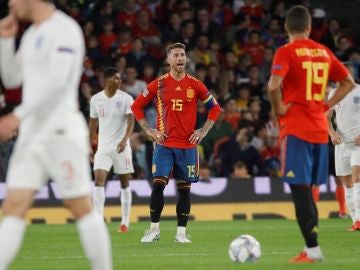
[116,101,122,108]
[353,96,360,104]
[143,89,149,97]
[186,88,194,99]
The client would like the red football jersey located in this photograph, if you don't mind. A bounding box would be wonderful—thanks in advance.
[271,39,349,143]
[131,73,220,148]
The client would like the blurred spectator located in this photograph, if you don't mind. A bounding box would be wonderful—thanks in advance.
[269,0,286,20]
[123,65,147,98]
[204,63,220,93]
[98,20,117,55]
[311,8,327,42]
[235,84,251,111]
[199,161,211,182]
[223,97,241,130]
[116,0,140,28]
[179,20,196,50]
[87,35,104,64]
[261,132,281,178]
[243,30,264,65]
[201,110,233,160]
[195,7,221,42]
[114,54,128,75]
[126,38,153,72]
[155,0,178,25]
[230,161,251,179]
[82,20,96,46]
[208,0,234,30]
[162,13,182,43]
[247,64,264,98]
[262,16,286,50]
[188,34,218,66]
[130,132,147,179]
[140,62,157,84]
[217,127,266,176]
[335,36,353,61]
[250,123,267,152]
[179,7,194,21]
[239,0,265,29]
[132,9,161,47]
[321,17,342,52]
[227,13,251,50]
[259,46,274,83]
[91,0,115,30]
[235,53,252,85]
[112,25,133,55]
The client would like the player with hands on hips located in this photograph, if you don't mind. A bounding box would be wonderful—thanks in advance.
[131,42,221,243]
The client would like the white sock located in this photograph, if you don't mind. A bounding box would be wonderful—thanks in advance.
[0,216,27,270]
[345,186,356,223]
[176,226,186,236]
[120,186,132,227]
[354,182,360,221]
[76,210,112,270]
[150,222,159,231]
[93,186,105,217]
[306,246,323,259]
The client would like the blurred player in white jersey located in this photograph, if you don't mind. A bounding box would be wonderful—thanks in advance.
[89,67,135,232]
[328,80,360,231]
[0,1,112,269]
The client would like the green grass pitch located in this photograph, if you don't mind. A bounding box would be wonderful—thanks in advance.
[8,218,360,269]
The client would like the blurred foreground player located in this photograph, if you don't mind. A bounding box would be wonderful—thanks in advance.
[131,42,221,243]
[0,0,112,269]
[268,5,354,263]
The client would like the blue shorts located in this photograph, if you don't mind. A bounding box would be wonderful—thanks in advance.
[152,144,199,183]
[280,135,328,186]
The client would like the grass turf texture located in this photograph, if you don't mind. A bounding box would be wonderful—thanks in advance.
[8,219,360,269]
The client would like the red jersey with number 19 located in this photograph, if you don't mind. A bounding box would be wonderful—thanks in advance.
[271,39,349,143]
[131,73,221,148]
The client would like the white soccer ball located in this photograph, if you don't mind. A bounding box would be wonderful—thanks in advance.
[228,234,261,263]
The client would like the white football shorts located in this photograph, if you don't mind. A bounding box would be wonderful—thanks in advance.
[6,136,92,199]
[93,144,134,174]
[335,142,360,176]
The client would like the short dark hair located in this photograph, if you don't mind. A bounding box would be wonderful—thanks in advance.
[103,67,119,79]
[285,5,311,34]
[166,42,186,54]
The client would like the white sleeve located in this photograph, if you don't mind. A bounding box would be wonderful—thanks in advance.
[0,37,22,88]
[14,33,83,120]
[125,94,134,115]
[89,97,98,118]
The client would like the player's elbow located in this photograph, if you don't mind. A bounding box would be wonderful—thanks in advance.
[340,75,356,93]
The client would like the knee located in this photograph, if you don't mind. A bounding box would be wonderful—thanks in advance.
[176,182,191,195]
[2,197,29,218]
[152,177,167,191]
[120,176,130,189]
[94,176,106,187]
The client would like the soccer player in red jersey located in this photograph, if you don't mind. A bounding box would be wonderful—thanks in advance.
[267,5,355,263]
[131,42,221,243]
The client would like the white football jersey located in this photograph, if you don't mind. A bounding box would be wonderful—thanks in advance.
[0,11,87,145]
[329,84,360,142]
[90,90,134,152]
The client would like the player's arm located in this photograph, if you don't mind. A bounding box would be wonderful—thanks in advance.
[88,117,98,161]
[325,75,355,109]
[13,33,83,120]
[267,48,291,116]
[326,106,341,145]
[325,50,356,109]
[117,113,135,153]
[131,81,166,143]
[0,14,22,88]
[267,75,292,116]
[189,81,221,144]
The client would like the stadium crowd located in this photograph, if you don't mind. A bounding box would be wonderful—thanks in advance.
[1,0,360,181]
